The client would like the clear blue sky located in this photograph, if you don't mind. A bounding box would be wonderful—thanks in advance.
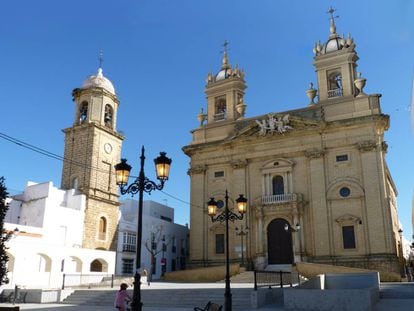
[0,1,413,239]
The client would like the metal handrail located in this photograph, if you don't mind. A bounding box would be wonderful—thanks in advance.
[62,273,120,289]
[253,270,300,290]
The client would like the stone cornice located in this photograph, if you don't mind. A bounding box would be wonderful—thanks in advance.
[357,140,377,153]
[62,122,125,140]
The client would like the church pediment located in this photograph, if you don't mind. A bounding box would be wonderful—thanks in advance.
[230,111,321,140]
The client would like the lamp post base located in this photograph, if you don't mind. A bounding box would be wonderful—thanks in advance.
[131,272,143,311]
[224,291,232,311]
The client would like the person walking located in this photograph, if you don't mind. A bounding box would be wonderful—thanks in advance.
[114,283,132,311]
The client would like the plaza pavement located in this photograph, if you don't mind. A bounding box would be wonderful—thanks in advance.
[2,281,413,310]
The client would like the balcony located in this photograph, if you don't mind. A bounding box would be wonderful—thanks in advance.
[261,193,299,205]
[327,88,343,98]
[214,112,226,121]
[122,245,136,253]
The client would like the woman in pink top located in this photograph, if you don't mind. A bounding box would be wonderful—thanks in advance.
[114,283,132,311]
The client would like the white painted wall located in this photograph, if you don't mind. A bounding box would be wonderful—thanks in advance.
[3,182,115,289]
[116,200,189,280]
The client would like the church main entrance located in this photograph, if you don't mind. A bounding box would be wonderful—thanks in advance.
[267,218,293,264]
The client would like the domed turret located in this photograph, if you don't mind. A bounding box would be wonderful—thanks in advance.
[312,7,360,101]
[313,7,355,56]
[82,67,116,95]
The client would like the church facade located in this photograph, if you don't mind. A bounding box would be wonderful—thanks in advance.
[183,13,401,273]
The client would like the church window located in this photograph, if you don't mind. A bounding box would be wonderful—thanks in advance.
[79,101,88,123]
[214,96,227,121]
[104,104,113,128]
[98,217,107,240]
[214,171,224,178]
[72,177,79,190]
[336,154,348,162]
[339,187,351,197]
[327,71,343,98]
[216,200,224,209]
[342,225,356,249]
[215,234,224,254]
[272,175,284,195]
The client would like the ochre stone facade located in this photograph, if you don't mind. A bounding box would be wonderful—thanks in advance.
[61,68,123,251]
[183,14,401,274]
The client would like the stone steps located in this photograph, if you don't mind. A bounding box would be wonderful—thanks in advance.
[63,287,254,309]
[380,283,414,299]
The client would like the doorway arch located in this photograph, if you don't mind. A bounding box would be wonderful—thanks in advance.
[267,218,293,264]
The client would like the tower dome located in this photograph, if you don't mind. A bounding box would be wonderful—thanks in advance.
[82,67,115,95]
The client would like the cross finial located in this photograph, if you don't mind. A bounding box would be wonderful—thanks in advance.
[327,6,338,20]
[220,40,230,69]
[98,50,104,69]
[222,40,229,54]
[327,6,339,35]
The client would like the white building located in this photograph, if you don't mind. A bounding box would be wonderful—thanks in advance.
[4,181,116,289]
[116,200,189,280]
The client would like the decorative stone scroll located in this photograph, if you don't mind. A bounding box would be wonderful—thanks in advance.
[255,114,293,136]
[305,149,325,159]
[335,214,361,225]
[231,159,248,169]
[357,140,377,153]
[187,165,207,175]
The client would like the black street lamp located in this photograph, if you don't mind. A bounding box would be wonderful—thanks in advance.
[208,190,247,311]
[285,223,302,262]
[398,228,406,278]
[235,225,248,267]
[115,146,172,311]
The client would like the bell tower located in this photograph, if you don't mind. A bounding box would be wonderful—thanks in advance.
[205,41,247,124]
[61,65,124,251]
[312,7,359,102]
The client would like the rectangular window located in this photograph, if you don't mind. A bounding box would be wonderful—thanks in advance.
[122,259,134,274]
[172,237,176,253]
[122,232,137,252]
[214,171,225,178]
[336,154,348,162]
[342,226,356,249]
[216,234,224,254]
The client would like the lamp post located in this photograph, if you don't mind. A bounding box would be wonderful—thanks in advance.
[208,190,247,311]
[115,146,171,311]
[235,225,248,267]
[398,229,406,278]
[284,223,302,262]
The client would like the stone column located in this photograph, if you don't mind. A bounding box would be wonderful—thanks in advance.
[358,141,391,253]
[305,149,330,257]
[188,165,207,262]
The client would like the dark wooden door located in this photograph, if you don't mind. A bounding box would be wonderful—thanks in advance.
[267,218,293,264]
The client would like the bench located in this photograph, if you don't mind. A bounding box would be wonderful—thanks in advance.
[194,301,223,311]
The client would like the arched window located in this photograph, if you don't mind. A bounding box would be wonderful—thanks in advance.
[328,71,343,98]
[272,175,284,195]
[104,104,113,127]
[98,217,107,240]
[214,96,226,121]
[79,101,88,124]
[72,177,79,190]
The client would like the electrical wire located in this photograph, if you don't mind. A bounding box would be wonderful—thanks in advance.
[0,130,205,209]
